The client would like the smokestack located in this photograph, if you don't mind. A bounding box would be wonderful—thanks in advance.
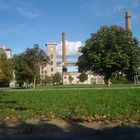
[125,11,131,31]
[62,32,66,65]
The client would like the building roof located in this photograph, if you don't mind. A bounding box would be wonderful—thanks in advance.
[5,48,11,51]
[45,43,57,45]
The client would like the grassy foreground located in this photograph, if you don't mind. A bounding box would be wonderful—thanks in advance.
[0,86,140,123]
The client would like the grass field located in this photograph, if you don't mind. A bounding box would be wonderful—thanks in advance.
[0,85,140,123]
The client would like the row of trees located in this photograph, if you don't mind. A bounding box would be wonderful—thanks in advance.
[42,73,88,85]
[0,25,140,87]
[0,44,88,87]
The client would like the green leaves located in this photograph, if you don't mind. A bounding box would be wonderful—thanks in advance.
[79,73,88,83]
[78,25,140,85]
[0,51,13,86]
[13,44,49,87]
[52,73,61,85]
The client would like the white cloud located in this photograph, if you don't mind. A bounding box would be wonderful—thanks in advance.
[57,41,83,56]
[0,1,40,19]
[16,7,39,18]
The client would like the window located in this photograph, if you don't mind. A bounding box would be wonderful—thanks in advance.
[51,67,53,72]
[51,54,53,59]
[51,61,53,65]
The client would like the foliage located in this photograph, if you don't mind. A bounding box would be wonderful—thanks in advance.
[0,87,139,123]
[42,75,52,85]
[79,73,88,83]
[13,54,33,87]
[68,75,74,84]
[13,44,49,88]
[78,25,140,86]
[52,73,61,85]
[111,74,129,84]
[0,51,13,87]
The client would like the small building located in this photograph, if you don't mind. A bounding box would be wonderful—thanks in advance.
[62,72,104,85]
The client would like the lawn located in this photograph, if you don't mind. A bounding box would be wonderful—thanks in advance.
[0,85,140,123]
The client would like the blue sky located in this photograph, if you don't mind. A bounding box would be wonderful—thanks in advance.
[0,0,140,58]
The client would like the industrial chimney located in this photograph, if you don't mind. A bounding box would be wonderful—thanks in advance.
[62,32,67,72]
[62,32,66,65]
[125,11,131,31]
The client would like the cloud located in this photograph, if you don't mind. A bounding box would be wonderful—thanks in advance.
[0,0,40,19]
[57,41,83,56]
[16,7,40,18]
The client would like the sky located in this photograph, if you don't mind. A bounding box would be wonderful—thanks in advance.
[0,0,140,63]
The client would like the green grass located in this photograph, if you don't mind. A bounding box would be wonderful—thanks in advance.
[0,86,140,122]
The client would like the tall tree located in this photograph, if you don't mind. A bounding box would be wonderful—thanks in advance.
[13,44,49,88]
[13,54,33,87]
[0,51,13,86]
[78,25,140,86]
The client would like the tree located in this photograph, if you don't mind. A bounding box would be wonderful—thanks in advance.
[0,51,13,87]
[78,25,140,86]
[13,54,33,87]
[42,75,52,85]
[13,44,49,88]
[79,73,88,83]
[68,75,74,84]
[52,73,61,85]
[24,44,49,88]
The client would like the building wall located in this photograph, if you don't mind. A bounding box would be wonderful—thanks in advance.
[5,49,12,59]
[40,43,57,79]
[63,72,104,85]
[46,43,57,77]
[0,46,12,58]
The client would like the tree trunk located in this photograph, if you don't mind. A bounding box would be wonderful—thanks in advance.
[33,77,36,89]
[107,78,111,87]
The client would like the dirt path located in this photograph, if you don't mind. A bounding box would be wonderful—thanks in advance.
[0,119,140,140]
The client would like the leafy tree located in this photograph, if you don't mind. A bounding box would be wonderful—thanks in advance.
[24,44,49,88]
[42,75,52,85]
[13,54,33,87]
[0,51,13,87]
[13,44,49,88]
[79,73,88,83]
[78,25,140,86]
[52,73,61,85]
[68,75,74,84]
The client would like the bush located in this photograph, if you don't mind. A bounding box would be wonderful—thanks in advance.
[111,75,129,84]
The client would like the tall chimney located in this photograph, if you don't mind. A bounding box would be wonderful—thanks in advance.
[125,11,131,31]
[62,32,66,65]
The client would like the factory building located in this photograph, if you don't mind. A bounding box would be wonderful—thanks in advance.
[40,43,57,79]
[63,72,104,85]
